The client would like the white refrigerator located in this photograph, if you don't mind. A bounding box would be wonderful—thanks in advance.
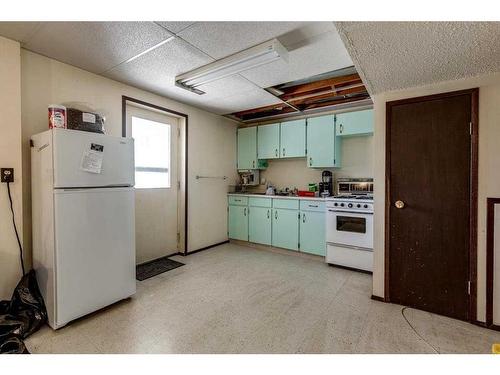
[31,128,136,329]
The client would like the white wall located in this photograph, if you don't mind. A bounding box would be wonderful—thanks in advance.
[0,36,23,299]
[371,72,500,323]
[19,50,238,276]
[260,135,374,190]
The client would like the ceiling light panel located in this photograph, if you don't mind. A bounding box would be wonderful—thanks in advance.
[175,39,288,93]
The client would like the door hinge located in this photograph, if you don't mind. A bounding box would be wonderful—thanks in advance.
[298,242,300,249]
[467,281,471,295]
[334,158,336,164]
[469,122,473,135]
[298,212,300,219]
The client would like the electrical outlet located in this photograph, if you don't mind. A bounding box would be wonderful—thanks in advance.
[1,168,14,183]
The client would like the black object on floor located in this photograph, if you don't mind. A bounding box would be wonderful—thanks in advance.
[136,256,185,281]
[0,270,47,354]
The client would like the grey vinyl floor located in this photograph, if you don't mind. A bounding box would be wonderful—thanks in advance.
[25,243,500,353]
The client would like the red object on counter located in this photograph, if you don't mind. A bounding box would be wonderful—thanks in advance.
[298,190,315,197]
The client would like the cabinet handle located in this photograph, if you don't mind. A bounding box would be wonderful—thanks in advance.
[275,210,278,220]
[340,124,343,133]
[309,157,313,166]
[302,213,306,223]
[275,149,278,157]
[244,208,247,216]
[309,204,318,208]
[267,209,270,219]
[283,148,285,156]
[252,160,255,168]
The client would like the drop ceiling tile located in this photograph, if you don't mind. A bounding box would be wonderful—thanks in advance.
[23,22,173,73]
[155,21,196,34]
[241,29,353,88]
[0,22,41,43]
[177,21,308,59]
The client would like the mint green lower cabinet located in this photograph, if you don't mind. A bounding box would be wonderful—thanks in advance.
[299,211,325,256]
[248,206,272,245]
[272,208,299,251]
[228,205,248,241]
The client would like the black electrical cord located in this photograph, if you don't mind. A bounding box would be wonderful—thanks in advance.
[6,181,25,276]
[401,306,440,353]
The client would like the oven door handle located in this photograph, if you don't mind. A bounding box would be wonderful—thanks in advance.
[327,209,373,215]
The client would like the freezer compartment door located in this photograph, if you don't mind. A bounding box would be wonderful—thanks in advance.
[53,129,134,188]
[54,187,136,327]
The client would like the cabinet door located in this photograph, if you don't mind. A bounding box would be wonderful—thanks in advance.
[280,119,306,158]
[257,123,280,159]
[272,208,299,251]
[299,211,326,256]
[249,206,272,245]
[237,127,257,170]
[228,205,248,241]
[336,109,374,137]
[306,115,340,168]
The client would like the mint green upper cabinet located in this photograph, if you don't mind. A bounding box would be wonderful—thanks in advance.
[248,206,272,245]
[299,211,326,256]
[336,109,374,137]
[228,205,248,241]
[306,115,341,168]
[272,208,299,251]
[280,119,306,158]
[237,127,257,170]
[257,123,280,159]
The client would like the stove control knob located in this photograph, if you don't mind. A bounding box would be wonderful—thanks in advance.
[340,203,345,207]
[334,202,338,206]
[357,204,361,208]
[364,204,368,208]
[348,203,353,208]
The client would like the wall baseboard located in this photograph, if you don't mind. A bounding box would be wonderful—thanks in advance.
[371,295,386,302]
[183,240,230,256]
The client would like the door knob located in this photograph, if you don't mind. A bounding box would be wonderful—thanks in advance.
[395,200,405,209]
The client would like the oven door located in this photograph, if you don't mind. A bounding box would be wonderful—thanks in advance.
[326,209,373,249]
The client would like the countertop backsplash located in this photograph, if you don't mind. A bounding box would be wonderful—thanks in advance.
[259,136,374,191]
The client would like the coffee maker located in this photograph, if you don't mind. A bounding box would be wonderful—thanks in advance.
[319,171,333,197]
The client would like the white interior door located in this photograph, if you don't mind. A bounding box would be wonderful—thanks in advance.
[126,104,179,264]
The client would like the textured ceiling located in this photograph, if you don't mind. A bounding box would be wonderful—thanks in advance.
[335,22,500,94]
[0,21,353,115]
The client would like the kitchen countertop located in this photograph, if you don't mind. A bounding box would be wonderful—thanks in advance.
[227,193,326,201]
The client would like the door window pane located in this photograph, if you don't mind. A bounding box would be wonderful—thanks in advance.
[132,116,171,188]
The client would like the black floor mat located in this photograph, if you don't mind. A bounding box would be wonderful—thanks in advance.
[136,256,185,281]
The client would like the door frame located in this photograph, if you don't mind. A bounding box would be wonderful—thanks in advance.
[486,198,500,330]
[122,96,189,255]
[384,88,479,322]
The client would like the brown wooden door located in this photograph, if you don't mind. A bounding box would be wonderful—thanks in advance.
[386,89,478,321]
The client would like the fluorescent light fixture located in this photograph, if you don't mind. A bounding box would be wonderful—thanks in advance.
[175,39,288,95]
